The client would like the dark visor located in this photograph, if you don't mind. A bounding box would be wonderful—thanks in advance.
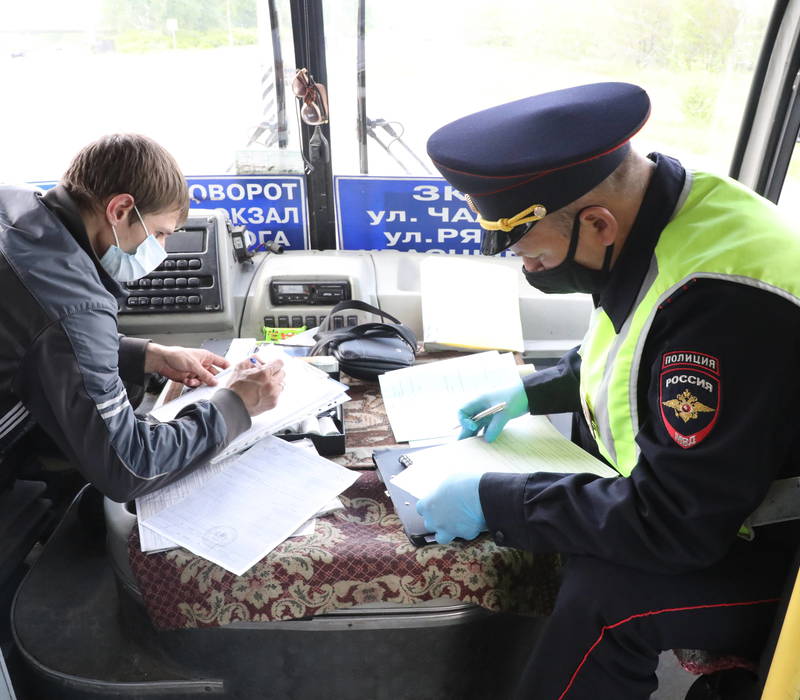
[480,221,536,256]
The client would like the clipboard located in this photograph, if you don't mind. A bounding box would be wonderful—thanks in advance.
[372,446,437,546]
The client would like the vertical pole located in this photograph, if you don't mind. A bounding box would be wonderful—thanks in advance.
[357,0,368,174]
[268,0,288,148]
[290,0,336,250]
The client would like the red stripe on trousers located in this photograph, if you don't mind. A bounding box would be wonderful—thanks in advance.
[557,597,780,700]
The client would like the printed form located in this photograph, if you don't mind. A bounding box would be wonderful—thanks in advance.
[391,413,617,499]
[136,439,340,553]
[140,435,359,575]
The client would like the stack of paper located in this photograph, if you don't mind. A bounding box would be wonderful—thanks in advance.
[391,414,617,499]
[149,342,349,463]
[420,256,524,353]
[137,436,359,575]
[378,350,523,442]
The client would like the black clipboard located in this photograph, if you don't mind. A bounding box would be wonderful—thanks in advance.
[372,446,437,546]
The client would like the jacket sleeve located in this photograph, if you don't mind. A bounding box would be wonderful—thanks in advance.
[481,281,800,573]
[522,346,583,414]
[117,335,150,386]
[16,306,251,502]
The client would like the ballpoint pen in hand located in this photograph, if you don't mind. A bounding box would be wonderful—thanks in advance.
[454,401,508,429]
[470,402,507,421]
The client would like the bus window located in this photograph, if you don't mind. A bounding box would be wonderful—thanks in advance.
[321,0,774,178]
[0,0,305,183]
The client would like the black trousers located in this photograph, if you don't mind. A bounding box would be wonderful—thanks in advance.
[513,541,792,699]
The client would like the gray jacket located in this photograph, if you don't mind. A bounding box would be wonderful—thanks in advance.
[0,185,250,501]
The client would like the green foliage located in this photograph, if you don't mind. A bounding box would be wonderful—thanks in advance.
[681,76,718,125]
[115,27,256,53]
[101,0,256,46]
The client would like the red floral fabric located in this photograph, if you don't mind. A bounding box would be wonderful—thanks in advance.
[128,361,562,630]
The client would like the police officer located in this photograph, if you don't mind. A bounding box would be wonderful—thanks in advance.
[0,134,285,501]
[419,83,800,698]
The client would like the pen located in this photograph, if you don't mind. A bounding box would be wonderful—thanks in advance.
[470,402,507,422]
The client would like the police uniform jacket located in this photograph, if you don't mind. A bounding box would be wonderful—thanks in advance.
[0,185,251,501]
[479,153,800,573]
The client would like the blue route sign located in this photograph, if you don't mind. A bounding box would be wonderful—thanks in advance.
[334,176,483,254]
[187,176,308,251]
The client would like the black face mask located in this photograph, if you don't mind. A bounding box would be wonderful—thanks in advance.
[522,210,614,295]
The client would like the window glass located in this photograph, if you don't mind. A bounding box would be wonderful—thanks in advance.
[0,1,775,186]
[0,0,304,182]
[323,0,773,177]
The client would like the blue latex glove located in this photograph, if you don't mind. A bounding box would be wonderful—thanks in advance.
[458,379,529,442]
[416,472,487,544]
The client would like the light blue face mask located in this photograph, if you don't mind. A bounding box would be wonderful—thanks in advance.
[99,205,168,282]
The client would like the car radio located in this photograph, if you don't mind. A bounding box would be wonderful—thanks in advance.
[269,279,351,306]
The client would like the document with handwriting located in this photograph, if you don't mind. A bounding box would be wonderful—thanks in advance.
[391,413,617,499]
[378,351,522,442]
[149,343,349,463]
[140,436,359,575]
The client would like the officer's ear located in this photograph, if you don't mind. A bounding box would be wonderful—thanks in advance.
[579,206,618,248]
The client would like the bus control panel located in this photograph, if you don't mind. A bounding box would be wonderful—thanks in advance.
[119,214,224,315]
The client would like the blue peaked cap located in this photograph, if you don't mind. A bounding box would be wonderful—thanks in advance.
[426,82,651,254]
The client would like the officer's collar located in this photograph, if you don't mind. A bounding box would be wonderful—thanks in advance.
[40,185,126,298]
[595,152,686,332]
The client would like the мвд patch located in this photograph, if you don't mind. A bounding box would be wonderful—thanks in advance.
[659,351,720,449]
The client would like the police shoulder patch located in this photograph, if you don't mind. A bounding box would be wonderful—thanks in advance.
[659,350,721,449]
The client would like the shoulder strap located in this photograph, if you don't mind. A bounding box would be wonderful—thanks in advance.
[316,299,403,334]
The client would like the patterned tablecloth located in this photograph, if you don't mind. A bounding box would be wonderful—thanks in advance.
[128,364,562,630]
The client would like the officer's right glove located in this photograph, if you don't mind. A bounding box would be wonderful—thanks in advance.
[458,379,529,443]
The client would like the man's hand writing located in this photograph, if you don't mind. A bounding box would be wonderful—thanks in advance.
[228,358,286,416]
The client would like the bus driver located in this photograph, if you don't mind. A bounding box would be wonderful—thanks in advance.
[0,134,285,501]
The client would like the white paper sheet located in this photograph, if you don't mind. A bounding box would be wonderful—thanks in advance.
[421,256,524,352]
[378,351,522,442]
[391,414,617,499]
[148,343,349,463]
[139,436,359,575]
[137,438,335,553]
[137,454,232,553]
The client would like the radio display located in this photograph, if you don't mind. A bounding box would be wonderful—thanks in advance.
[277,284,306,294]
[166,228,206,253]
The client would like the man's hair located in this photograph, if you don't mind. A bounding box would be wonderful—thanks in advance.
[61,134,189,224]
[548,149,638,236]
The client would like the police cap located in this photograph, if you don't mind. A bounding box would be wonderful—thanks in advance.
[426,82,651,255]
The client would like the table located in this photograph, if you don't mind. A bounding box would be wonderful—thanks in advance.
[128,365,562,630]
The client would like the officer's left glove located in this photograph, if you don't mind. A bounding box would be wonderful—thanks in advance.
[416,473,486,544]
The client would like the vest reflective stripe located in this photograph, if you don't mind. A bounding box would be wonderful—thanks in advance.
[579,171,800,476]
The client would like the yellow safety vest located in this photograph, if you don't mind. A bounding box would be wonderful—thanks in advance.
[579,170,800,475]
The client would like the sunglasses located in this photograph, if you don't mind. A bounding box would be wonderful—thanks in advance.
[292,68,329,126]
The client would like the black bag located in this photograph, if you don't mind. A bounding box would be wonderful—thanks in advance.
[310,300,417,381]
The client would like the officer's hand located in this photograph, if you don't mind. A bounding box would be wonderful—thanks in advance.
[227,358,285,416]
[458,380,529,443]
[416,473,486,544]
[146,343,229,388]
